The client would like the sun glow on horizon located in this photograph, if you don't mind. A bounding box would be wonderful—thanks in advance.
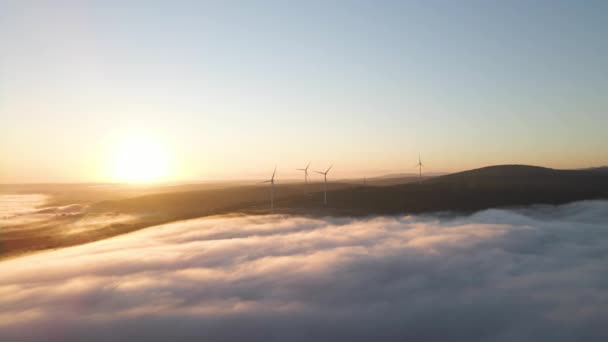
[110,137,171,183]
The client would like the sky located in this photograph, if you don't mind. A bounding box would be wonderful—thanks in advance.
[1,0,607,183]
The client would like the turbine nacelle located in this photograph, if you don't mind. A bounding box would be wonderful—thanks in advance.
[415,154,424,167]
[297,162,312,194]
[296,162,311,175]
[315,164,333,206]
[415,154,424,183]
[314,164,333,176]
[260,167,276,184]
[260,166,277,211]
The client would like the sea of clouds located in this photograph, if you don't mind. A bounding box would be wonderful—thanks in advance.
[0,194,134,236]
[1,200,608,341]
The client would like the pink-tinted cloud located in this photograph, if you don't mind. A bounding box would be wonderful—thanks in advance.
[1,201,608,341]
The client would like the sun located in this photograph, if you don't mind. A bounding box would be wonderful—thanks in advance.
[111,137,170,183]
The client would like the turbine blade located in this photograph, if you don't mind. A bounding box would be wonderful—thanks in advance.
[326,164,333,173]
[272,165,276,180]
[314,171,324,175]
[306,162,311,170]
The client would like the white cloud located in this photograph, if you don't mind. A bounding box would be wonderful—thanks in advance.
[1,201,608,341]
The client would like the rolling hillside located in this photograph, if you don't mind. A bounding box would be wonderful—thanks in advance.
[3,165,607,258]
[280,165,608,215]
[96,165,608,217]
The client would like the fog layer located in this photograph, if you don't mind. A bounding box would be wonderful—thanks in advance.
[1,201,608,341]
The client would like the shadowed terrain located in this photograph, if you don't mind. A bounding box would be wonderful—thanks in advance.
[2,165,608,259]
[283,165,608,215]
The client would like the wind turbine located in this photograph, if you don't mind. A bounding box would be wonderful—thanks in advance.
[415,154,424,183]
[260,166,277,211]
[296,162,311,194]
[314,164,333,206]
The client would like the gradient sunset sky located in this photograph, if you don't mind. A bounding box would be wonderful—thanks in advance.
[1,1,606,183]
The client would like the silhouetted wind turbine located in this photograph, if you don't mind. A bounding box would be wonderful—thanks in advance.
[260,166,277,212]
[314,164,333,206]
[415,154,424,183]
[296,162,311,194]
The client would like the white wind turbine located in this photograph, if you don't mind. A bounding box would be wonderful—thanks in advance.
[260,166,277,211]
[296,162,311,194]
[415,154,424,183]
[314,164,333,206]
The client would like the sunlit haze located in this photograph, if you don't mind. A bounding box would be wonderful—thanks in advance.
[109,136,171,182]
[0,1,606,183]
[2,3,608,341]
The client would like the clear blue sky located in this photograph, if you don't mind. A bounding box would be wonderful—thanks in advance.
[1,0,606,182]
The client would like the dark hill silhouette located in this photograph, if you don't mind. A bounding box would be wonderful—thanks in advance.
[343,172,447,186]
[94,165,608,218]
[280,165,608,215]
[426,164,608,188]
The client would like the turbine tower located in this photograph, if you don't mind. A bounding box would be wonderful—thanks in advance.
[314,164,333,206]
[260,166,277,212]
[296,162,311,194]
[415,154,424,183]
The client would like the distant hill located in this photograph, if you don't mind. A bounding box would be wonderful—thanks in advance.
[584,166,608,173]
[280,165,608,215]
[93,165,608,217]
[3,165,607,259]
[426,164,608,188]
[357,174,424,186]
[343,172,446,186]
[373,172,447,178]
